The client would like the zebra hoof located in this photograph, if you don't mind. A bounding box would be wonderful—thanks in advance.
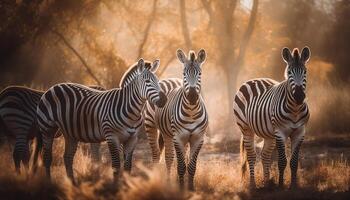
[278,183,284,189]
[179,181,185,191]
[188,183,195,191]
[249,182,256,190]
[263,179,275,189]
[289,183,298,190]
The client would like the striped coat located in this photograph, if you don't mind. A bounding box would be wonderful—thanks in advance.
[144,49,208,190]
[0,85,105,173]
[233,47,311,188]
[37,59,167,183]
[0,86,43,173]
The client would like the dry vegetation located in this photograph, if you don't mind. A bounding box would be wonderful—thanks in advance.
[0,137,348,200]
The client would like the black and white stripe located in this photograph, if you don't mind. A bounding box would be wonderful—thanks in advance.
[233,47,311,188]
[144,78,182,164]
[144,49,208,190]
[0,86,43,173]
[36,59,166,183]
[0,85,105,174]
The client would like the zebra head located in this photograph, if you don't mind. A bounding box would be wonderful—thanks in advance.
[176,49,206,105]
[136,58,167,108]
[282,47,311,105]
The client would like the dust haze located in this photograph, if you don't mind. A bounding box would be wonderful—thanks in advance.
[0,0,349,198]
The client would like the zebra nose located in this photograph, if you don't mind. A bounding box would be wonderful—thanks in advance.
[187,87,198,105]
[293,85,305,105]
[155,91,167,108]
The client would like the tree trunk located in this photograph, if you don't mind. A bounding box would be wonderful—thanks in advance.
[227,0,259,128]
[201,0,259,132]
[179,0,192,50]
[137,0,158,58]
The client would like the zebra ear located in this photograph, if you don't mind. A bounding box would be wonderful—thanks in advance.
[137,58,145,73]
[197,49,206,64]
[282,47,292,63]
[301,46,310,64]
[176,49,187,64]
[150,59,160,73]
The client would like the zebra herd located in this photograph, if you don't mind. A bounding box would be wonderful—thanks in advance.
[0,47,311,190]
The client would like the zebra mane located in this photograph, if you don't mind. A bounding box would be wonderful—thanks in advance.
[189,51,196,62]
[119,61,152,88]
[292,48,300,61]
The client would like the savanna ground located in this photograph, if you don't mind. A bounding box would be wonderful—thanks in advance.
[0,133,349,200]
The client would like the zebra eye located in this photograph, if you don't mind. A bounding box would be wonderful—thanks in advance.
[145,80,151,84]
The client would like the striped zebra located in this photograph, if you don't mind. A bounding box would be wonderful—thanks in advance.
[0,86,43,173]
[0,85,105,174]
[233,47,310,189]
[144,49,208,190]
[36,58,167,183]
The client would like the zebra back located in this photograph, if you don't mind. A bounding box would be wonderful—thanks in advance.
[0,86,44,139]
[159,78,182,95]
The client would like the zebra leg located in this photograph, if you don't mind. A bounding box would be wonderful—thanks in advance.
[188,135,204,191]
[123,135,138,173]
[13,134,28,174]
[63,138,78,184]
[145,125,161,163]
[275,133,287,188]
[90,143,101,162]
[261,138,276,187]
[158,134,164,158]
[42,133,54,180]
[173,135,186,190]
[106,135,121,184]
[243,134,256,189]
[32,133,43,174]
[22,139,30,171]
[164,135,175,177]
[290,127,305,189]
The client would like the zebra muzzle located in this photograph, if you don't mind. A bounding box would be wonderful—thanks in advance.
[187,87,199,105]
[293,85,305,105]
[155,91,167,108]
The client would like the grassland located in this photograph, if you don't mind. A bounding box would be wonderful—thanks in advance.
[0,135,349,200]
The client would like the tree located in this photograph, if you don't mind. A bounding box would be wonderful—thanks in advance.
[323,0,350,84]
[201,0,259,127]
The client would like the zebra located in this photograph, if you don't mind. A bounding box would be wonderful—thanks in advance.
[233,47,310,189]
[144,49,208,190]
[36,58,167,184]
[0,86,43,173]
[0,85,105,174]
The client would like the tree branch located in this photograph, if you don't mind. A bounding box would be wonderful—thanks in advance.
[50,29,102,86]
[137,0,158,58]
[158,54,176,77]
[201,0,214,29]
[179,0,192,50]
[234,0,259,67]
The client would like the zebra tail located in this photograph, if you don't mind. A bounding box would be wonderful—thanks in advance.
[240,135,247,179]
[31,133,43,174]
[0,116,7,147]
[158,133,164,157]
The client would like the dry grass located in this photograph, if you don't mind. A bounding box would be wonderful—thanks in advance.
[0,137,349,200]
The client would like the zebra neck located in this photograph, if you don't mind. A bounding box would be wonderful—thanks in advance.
[120,80,145,111]
[180,90,202,116]
[283,82,305,113]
